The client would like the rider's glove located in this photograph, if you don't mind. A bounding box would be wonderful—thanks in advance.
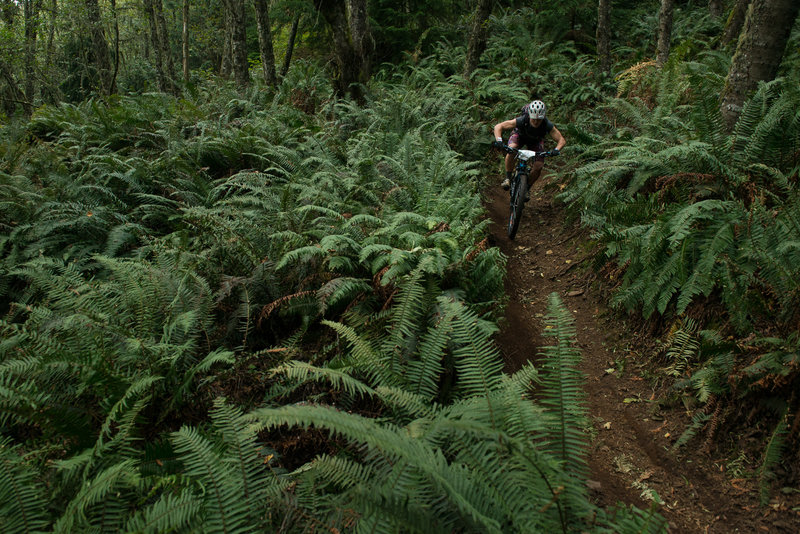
[551,148,560,156]
[492,139,504,149]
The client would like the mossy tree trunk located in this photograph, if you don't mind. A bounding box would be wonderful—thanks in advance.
[720,0,800,130]
[596,0,611,75]
[222,0,250,88]
[656,0,674,66]
[463,0,493,78]
[253,0,277,86]
[314,0,372,102]
[182,0,189,82]
[721,0,751,47]
[23,0,39,114]
[86,0,112,95]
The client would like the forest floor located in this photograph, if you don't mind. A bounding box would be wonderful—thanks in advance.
[482,170,800,533]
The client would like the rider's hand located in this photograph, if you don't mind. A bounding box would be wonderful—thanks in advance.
[551,148,560,156]
[492,138,504,149]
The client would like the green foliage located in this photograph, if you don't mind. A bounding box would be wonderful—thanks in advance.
[562,37,800,504]
[0,9,682,528]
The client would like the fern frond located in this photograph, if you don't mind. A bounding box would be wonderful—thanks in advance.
[0,438,51,534]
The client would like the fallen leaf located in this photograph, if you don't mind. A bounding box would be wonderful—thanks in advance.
[546,250,553,255]
[567,289,584,297]
[603,422,612,430]
[565,259,572,264]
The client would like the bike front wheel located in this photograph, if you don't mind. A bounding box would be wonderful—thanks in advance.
[507,173,527,239]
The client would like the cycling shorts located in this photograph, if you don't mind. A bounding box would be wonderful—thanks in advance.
[509,131,546,162]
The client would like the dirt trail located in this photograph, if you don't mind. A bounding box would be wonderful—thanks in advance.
[483,173,800,533]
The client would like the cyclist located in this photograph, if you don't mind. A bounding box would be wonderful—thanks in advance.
[492,99,566,200]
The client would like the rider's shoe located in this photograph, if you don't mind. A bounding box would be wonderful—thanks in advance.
[500,177,510,190]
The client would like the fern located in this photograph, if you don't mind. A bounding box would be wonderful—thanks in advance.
[0,439,51,534]
[537,293,590,520]
[758,406,790,505]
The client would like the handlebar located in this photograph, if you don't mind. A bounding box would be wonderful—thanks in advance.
[492,141,558,159]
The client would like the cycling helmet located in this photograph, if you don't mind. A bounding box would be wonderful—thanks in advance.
[526,100,546,120]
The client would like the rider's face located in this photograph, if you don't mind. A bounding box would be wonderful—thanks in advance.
[529,118,543,127]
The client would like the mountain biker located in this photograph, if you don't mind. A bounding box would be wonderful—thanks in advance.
[492,100,566,200]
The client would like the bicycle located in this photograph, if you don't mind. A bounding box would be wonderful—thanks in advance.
[493,142,556,239]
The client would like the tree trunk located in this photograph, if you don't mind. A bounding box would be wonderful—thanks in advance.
[708,0,724,18]
[154,0,175,92]
[220,5,232,78]
[109,0,119,94]
[0,58,26,116]
[182,0,189,81]
[656,0,675,66]
[281,14,300,77]
[348,0,371,75]
[313,0,372,102]
[596,0,611,75]
[23,0,39,114]
[721,0,751,47]
[85,0,112,95]
[253,0,277,86]
[222,0,249,88]
[463,0,493,78]
[720,0,800,130]
[43,0,58,103]
[144,0,168,92]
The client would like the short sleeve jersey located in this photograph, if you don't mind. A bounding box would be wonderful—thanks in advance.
[514,116,554,142]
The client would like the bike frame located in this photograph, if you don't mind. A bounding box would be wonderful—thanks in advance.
[501,145,551,239]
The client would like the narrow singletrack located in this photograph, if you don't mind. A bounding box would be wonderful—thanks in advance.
[483,172,800,533]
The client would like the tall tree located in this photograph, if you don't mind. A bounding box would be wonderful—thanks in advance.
[85,0,112,94]
[144,0,168,92]
[182,0,189,81]
[463,0,493,78]
[0,59,25,116]
[109,0,119,94]
[281,14,301,77]
[596,0,611,75]
[721,0,751,47]
[154,0,175,90]
[313,0,372,101]
[253,0,277,86]
[656,0,674,66]
[23,0,39,114]
[222,0,249,88]
[720,0,800,129]
[220,5,232,78]
[708,0,724,18]
[44,0,57,101]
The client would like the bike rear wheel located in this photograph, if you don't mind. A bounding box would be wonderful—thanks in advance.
[507,173,527,239]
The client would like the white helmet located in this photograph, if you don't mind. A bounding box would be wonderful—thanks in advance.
[527,100,546,119]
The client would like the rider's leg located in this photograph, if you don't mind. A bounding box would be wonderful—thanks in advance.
[501,134,521,190]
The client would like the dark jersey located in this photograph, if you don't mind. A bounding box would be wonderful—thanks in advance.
[514,115,554,142]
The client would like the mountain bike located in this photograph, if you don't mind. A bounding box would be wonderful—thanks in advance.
[495,143,555,239]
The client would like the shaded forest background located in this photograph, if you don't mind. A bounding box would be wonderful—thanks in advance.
[1,0,799,532]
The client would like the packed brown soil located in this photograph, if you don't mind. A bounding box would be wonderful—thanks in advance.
[483,171,800,533]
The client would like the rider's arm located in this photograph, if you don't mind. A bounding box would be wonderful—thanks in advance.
[493,119,517,142]
[550,126,566,152]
